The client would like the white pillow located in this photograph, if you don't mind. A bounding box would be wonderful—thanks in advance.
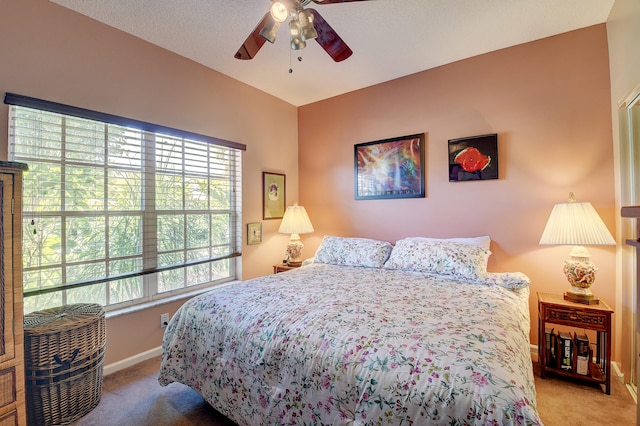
[313,236,393,268]
[401,235,491,250]
[384,239,490,279]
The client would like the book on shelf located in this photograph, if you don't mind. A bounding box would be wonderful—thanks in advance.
[558,330,573,371]
[545,327,557,367]
[574,333,590,375]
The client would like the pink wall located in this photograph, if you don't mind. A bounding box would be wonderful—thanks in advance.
[298,25,616,349]
[0,0,299,364]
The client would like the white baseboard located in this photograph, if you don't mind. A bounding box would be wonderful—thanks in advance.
[530,344,538,363]
[626,383,637,404]
[611,359,625,382]
[103,346,162,376]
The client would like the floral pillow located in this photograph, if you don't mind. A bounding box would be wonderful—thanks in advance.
[384,238,490,279]
[313,236,393,268]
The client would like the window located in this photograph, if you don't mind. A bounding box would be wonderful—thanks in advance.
[5,94,244,313]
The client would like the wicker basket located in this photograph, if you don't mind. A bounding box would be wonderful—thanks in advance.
[24,304,106,425]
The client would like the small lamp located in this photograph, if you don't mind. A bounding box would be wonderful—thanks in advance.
[278,203,314,266]
[298,10,317,41]
[259,1,288,43]
[269,1,289,23]
[289,18,306,50]
[539,192,615,304]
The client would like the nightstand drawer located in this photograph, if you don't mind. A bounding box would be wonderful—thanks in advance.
[545,306,608,330]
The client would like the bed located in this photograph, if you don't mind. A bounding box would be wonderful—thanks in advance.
[159,236,542,425]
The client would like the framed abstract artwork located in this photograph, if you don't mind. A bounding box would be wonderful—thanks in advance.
[448,133,498,182]
[263,172,285,219]
[354,133,425,200]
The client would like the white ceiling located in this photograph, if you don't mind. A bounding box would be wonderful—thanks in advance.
[51,0,614,107]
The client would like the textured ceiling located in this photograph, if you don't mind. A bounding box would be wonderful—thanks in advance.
[51,0,614,106]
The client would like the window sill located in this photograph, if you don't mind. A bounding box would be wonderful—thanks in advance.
[104,279,241,320]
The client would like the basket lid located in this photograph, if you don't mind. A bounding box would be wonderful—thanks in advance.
[24,303,104,334]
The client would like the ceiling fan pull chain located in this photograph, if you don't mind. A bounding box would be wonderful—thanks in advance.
[289,50,304,74]
[289,48,294,73]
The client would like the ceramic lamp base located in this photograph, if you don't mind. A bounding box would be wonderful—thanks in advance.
[562,246,600,305]
[285,238,304,267]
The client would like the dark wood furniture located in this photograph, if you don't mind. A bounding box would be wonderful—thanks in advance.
[537,292,613,394]
[273,263,299,274]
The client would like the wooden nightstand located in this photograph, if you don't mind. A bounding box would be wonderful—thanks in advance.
[537,292,613,394]
[273,264,299,274]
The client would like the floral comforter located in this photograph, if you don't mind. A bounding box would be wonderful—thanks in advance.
[158,263,542,425]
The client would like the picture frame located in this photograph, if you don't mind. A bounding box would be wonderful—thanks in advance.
[448,133,498,182]
[247,222,262,245]
[263,172,286,219]
[354,133,425,200]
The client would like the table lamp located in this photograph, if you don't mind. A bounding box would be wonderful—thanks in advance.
[278,203,314,266]
[539,192,615,304]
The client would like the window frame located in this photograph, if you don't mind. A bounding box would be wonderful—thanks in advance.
[5,93,245,312]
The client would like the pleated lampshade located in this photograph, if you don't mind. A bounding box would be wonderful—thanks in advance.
[539,195,615,246]
[278,204,314,236]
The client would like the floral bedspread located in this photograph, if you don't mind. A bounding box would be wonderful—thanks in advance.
[158,263,542,425]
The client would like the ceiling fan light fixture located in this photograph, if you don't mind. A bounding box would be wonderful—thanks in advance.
[270,1,289,23]
[289,18,306,50]
[298,9,317,40]
[259,15,281,43]
[236,0,364,63]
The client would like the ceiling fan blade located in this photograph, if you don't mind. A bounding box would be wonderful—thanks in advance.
[234,12,269,60]
[308,9,353,62]
[311,0,374,3]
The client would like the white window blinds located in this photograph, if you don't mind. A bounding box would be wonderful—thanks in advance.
[5,93,244,313]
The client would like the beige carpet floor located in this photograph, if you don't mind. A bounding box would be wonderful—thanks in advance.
[69,357,636,425]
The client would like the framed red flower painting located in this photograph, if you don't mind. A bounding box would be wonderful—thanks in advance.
[448,133,498,182]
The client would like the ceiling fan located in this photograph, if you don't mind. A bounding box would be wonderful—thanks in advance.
[235,0,373,63]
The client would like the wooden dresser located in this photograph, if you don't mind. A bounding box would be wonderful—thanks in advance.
[0,163,27,425]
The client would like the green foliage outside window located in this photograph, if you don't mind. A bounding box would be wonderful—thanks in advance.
[9,105,242,313]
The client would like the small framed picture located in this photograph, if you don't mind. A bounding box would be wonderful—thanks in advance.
[448,133,498,182]
[247,222,262,245]
[263,172,286,219]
